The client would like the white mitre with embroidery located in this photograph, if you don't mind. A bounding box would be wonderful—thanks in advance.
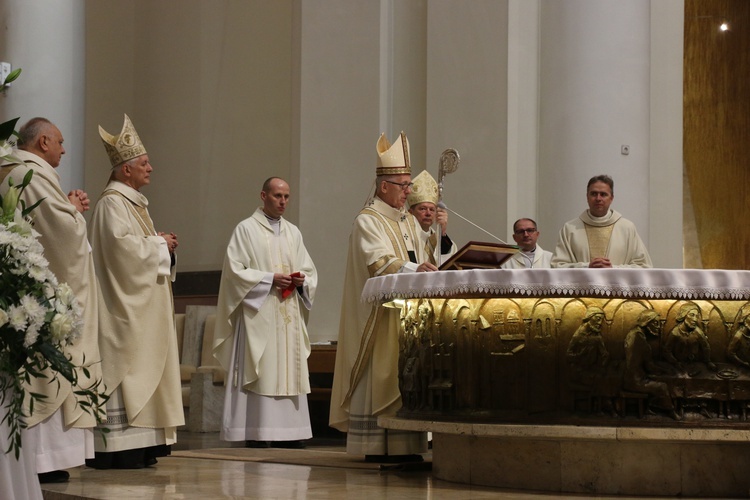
[99,114,147,168]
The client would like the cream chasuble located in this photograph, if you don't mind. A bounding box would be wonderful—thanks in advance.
[89,180,183,449]
[213,208,317,396]
[551,210,653,268]
[330,197,429,455]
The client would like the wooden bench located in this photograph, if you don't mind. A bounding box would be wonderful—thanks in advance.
[307,344,341,437]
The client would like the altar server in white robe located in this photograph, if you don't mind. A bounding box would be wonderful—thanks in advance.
[502,218,552,269]
[88,114,184,469]
[0,117,103,484]
[407,170,457,267]
[551,175,652,269]
[330,132,438,462]
[213,177,317,448]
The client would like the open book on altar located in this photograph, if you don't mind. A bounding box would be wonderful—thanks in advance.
[439,241,520,270]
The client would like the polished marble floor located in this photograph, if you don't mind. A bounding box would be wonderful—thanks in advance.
[38,431,672,499]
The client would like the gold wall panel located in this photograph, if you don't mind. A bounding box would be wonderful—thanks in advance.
[684,0,750,269]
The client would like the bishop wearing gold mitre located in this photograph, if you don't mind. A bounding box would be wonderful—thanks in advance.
[87,114,184,469]
[330,132,437,463]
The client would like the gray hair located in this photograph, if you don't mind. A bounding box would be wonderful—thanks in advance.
[17,117,53,150]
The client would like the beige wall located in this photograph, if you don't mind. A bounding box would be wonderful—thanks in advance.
[85,0,295,271]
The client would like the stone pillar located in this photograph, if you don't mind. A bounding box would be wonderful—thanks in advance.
[0,0,85,192]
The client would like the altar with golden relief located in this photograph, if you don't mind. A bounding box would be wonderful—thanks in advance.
[363,268,750,497]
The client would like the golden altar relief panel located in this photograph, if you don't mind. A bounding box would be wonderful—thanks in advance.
[396,297,750,424]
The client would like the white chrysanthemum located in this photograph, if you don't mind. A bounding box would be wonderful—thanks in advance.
[23,321,41,347]
[7,304,27,331]
[44,270,58,287]
[50,313,75,342]
[28,265,49,282]
[19,294,47,325]
[43,282,56,299]
[66,301,84,343]
[9,247,33,268]
[0,308,8,328]
[8,249,28,267]
[24,250,48,269]
[0,229,15,244]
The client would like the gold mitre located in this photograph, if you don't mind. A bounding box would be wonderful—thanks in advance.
[376,131,411,176]
[98,114,147,168]
[407,170,439,207]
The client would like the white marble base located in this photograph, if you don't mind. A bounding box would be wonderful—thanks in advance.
[379,417,750,497]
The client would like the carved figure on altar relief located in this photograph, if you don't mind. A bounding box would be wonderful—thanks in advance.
[623,310,679,419]
[663,304,717,372]
[727,313,750,369]
[567,307,609,381]
[416,301,434,408]
[401,357,420,410]
[399,304,419,402]
[567,306,622,413]
[417,301,434,342]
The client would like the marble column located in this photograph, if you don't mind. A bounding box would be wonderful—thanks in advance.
[0,0,85,192]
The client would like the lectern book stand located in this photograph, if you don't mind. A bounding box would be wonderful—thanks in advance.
[439,241,520,270]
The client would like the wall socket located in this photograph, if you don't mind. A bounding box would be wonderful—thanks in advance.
[1,62,12,86]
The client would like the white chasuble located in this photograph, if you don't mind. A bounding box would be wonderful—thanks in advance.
[213,208,317,396]
[213,208,317,441]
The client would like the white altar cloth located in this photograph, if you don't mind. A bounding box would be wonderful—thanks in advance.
[362,268,750,303]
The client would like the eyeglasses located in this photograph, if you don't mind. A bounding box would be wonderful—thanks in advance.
[514,228,538,235]
[384,180,413,191]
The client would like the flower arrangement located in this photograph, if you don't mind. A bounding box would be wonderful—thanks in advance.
[1,70,107,458]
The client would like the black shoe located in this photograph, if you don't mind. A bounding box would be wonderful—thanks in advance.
[86,452,114,470]
[365,454,424,464]
[145,444,170,459]
[143,443,169,467]
[113,448,146,469]
[245,440,271,448]
[271,440,306,449]
[38,470,70,483]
